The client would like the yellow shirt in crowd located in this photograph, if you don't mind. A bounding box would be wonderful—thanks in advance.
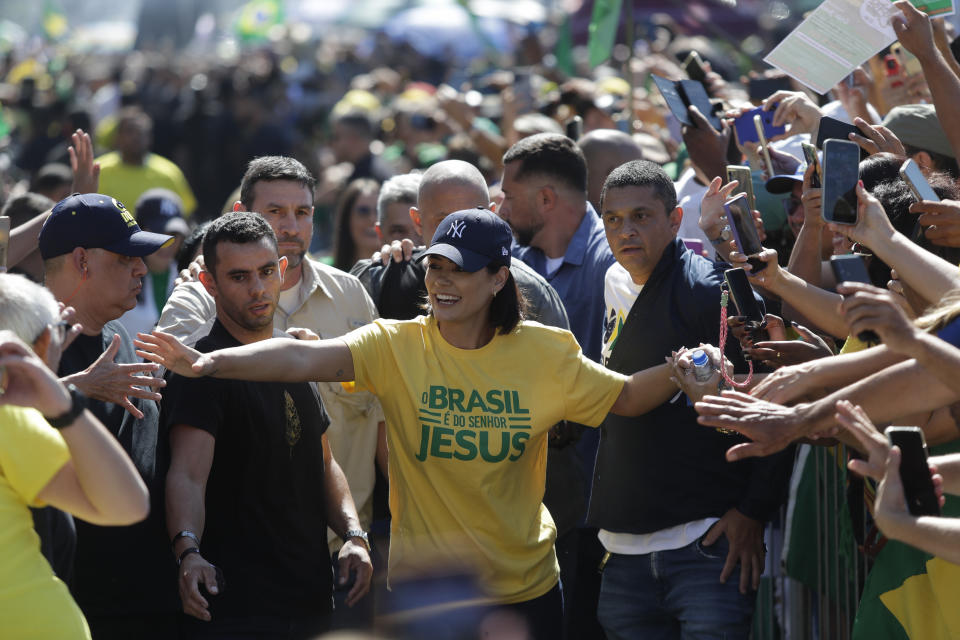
[0,405,90,639]
[95,151,197,217]
[343,316,626,604]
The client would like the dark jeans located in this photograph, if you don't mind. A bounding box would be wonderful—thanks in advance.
[499,581,564,640]
[598,536,755,640]
[85,612,180,640]
[183,613,330,640]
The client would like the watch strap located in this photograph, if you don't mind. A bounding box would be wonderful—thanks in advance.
[344,529,370,551]
[46,384,87,429]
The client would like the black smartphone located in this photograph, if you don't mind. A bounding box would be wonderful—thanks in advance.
[822,139,860,226]
[816,116,867,161]
[565,116,583,141]
[725,194,766,273]
[900,158,940,203]
[652,74,693,126]
[829,254,880,344]
[747,76,792,102]
[724,267,765,327]
[885,426,941,517]
[679,79,722,130]
[682,51,708,83]
[801,142,821,188]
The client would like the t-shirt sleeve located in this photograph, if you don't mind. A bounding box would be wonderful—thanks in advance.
[163,373,225,438]
[0,406,71,506]
[341,320,395,397]
[555,332,627,427]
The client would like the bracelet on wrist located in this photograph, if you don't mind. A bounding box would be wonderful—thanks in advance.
[178,547,201,567]
[171,530,201,549]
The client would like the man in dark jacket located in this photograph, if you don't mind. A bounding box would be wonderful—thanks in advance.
[590,161,793,639]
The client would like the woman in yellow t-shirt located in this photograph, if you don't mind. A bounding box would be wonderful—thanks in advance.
[139,209,678,638]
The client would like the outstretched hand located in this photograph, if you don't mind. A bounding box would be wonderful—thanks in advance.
[68,129,100,195]
[695,390,810,460]
[135,331,210,378]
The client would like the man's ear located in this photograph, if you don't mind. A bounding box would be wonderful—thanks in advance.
[669,206,683,235]
[278,256,288,281]
[538,185,558,212]
[198,270,217,297]
[33,326,52,362]
[410,207,422,235]
[233,200,245,212]
[71,247,88,279]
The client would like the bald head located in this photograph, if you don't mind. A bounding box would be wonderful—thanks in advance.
[415,160,491,243]
[578,129,644,212]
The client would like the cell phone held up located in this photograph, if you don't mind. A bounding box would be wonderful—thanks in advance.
[821,139,860,226]
[801,142,821,189]
[829,254,880,345]
[682,50,708,83]
[885,426,941,517]
[724,193,766,273]
[900,158,939,204]
[724,267,766,342]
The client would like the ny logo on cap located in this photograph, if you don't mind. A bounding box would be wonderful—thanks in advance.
[448,220,466,239]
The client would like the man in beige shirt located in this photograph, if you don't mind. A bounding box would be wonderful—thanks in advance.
[156,156,385,624]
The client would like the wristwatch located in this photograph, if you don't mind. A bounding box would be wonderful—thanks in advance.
[709,225,732,246]
[343,529,371,551]
[45,384,87,429]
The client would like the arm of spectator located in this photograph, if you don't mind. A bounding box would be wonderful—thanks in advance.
[928,453,960,495]
[9,207,52,269]
[0,333,149,526]
[932,18,960,80]
[763,90,824,138]
[893,1,960,164]
[834,68,877,126]
[608,363,681,417]
[698,176,740,259]
[785,164,825,292]
[848,117,906,156]
[155,279,216,342]
[826,184,960,305]
[322,432,373,607]
[166,424,219,621]
[437,84,508,172]
[68,129,99,194]
[745,319,834,367]
[732,248,850,338]
[136,330,355,383]
[60,333,165,420]
[911,199,960,248]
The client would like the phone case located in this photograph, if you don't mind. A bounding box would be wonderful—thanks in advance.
[652,75,692,126]
[679,80,722,130]
[900,159,939,203]
[886,427,941,516]
[801,143,821,188]
[733,107,786,146]
[724,268,765,325]
[726,166,756,211]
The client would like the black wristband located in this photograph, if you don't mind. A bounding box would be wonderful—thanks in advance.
[45,384,87,430]
[178,547,201,567]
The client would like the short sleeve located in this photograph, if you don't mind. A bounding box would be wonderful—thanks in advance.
[0,406,71,506]
[162,373,225,438]
[556,333,627,427]
[340,320,396,396]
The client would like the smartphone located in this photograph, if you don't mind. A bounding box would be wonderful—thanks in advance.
[754,115,775,180]
[816,116,863,154]
[725,194,766,274]
[652,74,692,126]
[733,106,785,145]
[0,216,9,273]
[885,426,941,517]
[830,255,880,344]
[682,50,708,83]
[801,142,821,188]
[900,158,939,203]
[726,165,756,211]
[565,115,583,141]
[678,79,722,130]
[951,36,960,65]
[821,139,860,225]
[682,238,705,254]
[747,76,792,102]
[724,267,766,328]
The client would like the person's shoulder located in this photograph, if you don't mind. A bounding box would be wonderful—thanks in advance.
[145,153,187,176]
[510,258,546,284]
[95,151,122,168]
[349,257,383,279]
[309,258,368,290]
[512,319,577,346]
[604,260,632,285]
[308,258,377,308]
[679,251,725,298]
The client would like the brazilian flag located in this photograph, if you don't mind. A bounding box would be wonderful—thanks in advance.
[42,0,68,41]
[235,0,284,43]
[852,440,960,639]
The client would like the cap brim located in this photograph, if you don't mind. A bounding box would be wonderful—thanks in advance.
[419,243,491,272]
[765,174,804,194]
[103,230,176,257]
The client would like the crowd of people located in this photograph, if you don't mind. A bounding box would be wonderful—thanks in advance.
[7,1,960,639]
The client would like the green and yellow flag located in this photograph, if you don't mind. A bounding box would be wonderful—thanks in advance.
[235,0,284,42]
[42,0,68,41]
[587,0,623,68]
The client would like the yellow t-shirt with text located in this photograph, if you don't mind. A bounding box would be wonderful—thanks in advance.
[0,405,90,639]
[343,316,626,603]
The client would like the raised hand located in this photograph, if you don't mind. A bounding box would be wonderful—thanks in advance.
[835,399,890,481]
[848,117,906,157]
[135,331,208,378]
[836,282,922,355]
[68,129,100,195]
[695,390,810,460]
[910,199,960,247]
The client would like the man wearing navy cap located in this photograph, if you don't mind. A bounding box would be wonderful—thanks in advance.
[40,193,181,639]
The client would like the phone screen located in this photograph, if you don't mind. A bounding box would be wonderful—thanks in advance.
[725,194,764,257]
[679,80,722,130]
[683,51,707,83]
[652,75,692,126]
[822,139,860,225]
[885,427,941,516]
[724,268,765,325]
[747,76,792,102]
[0,216,9,273]
[900,158,939,203]
[830,255,879,343]
[801,143,821,188]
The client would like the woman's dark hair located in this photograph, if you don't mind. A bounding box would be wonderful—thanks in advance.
[333,178,379,271]
[486,266,526,334]
[177,220,212,273]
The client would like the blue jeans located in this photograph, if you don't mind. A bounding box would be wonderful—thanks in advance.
[598,535,755,640]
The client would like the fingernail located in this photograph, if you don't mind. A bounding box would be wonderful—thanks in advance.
[858,180,864,188]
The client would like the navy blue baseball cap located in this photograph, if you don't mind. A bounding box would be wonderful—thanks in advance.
[765,167,806,194]
[39,193,175,260]
[420,208,512,272]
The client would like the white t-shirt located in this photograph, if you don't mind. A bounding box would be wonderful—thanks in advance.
[674,168,716,261]
[598,262,717,554]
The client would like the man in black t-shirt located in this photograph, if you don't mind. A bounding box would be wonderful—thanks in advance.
[163,212,372,638]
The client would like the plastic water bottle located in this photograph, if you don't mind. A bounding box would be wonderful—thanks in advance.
[692,349,713,382]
